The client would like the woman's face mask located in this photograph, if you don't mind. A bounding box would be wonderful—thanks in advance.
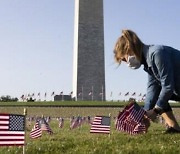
[127,56,141,69]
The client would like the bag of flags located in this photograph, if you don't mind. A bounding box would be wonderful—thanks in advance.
[116,99,149,135]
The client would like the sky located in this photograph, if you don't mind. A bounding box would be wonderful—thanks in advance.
[0,0,180,101]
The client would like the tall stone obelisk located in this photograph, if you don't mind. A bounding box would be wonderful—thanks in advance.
[73,0,105,101]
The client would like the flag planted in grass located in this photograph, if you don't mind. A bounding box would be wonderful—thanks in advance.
[39,117,53,134]
[30,120,42,139]
[30,117,53,139]
[0,113,25,146]
[90,116,110,134]
[116,100,147,135]
[58,118,64,128]
[70,116,81,129]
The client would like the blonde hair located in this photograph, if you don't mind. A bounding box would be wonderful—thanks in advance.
[114,29,144,64]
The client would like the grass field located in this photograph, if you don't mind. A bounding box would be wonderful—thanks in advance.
[0,101,180,154]
[0,101,134,107]
[0,100,179,107]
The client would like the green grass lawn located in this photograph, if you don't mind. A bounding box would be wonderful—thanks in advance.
[0,120,180,154]
[0,100,180,107]
[0,103,180,154]
[0,100,133,107]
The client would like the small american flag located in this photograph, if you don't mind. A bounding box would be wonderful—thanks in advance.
[39,118,53,134]
[0,113,25,146]
[70,117,81,129]
[30,120,42,139]
[51,92,55,96]
[124,92,129,96]
[131,92,136,96]
[87,116,91,124]
[30,118,53,139]
[116,102,146,135]
[78,92,82,96]
[90,116,110,134]
[58,118,64,128]
[88,91,92,96]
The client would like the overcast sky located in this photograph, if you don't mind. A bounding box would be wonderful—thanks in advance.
[0,0,180,101]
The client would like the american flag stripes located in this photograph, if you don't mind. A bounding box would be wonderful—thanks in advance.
[0,113,25,146]
[70,117,81,129]
[30,120,42,139]
[126,102,146,123]
[116,102,146,135]
[90,116,110,134]
[39,118,53,134]
[30,118,53,139]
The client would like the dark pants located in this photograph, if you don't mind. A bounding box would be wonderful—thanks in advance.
[170,94,180,101]
[164,94,180,112]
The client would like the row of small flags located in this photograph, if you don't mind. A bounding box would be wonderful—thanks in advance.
[21,91,97,99]
[20,91,65,99]
[0,102,147,149]
[21,92,146,99]
[30,117,53,139]
[29,116,112,138]
[110,92,146,97]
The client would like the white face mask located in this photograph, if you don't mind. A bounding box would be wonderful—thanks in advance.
[127,56,141,69]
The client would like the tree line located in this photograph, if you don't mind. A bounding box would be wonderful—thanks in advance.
[0,95,18,102]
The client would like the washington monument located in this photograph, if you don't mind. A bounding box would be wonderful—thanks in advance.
[73,0,105,101]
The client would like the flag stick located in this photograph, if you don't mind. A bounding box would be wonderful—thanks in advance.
[62,93,64,101]
[23,108,27,154]
[92,86,94,101]
[102,85,103,101]
[109,113,111,138]
[82,86,83,101]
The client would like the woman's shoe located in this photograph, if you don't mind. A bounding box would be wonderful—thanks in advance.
[165,127,180,134]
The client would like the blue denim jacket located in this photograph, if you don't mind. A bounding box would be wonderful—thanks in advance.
[143,45,180,111]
